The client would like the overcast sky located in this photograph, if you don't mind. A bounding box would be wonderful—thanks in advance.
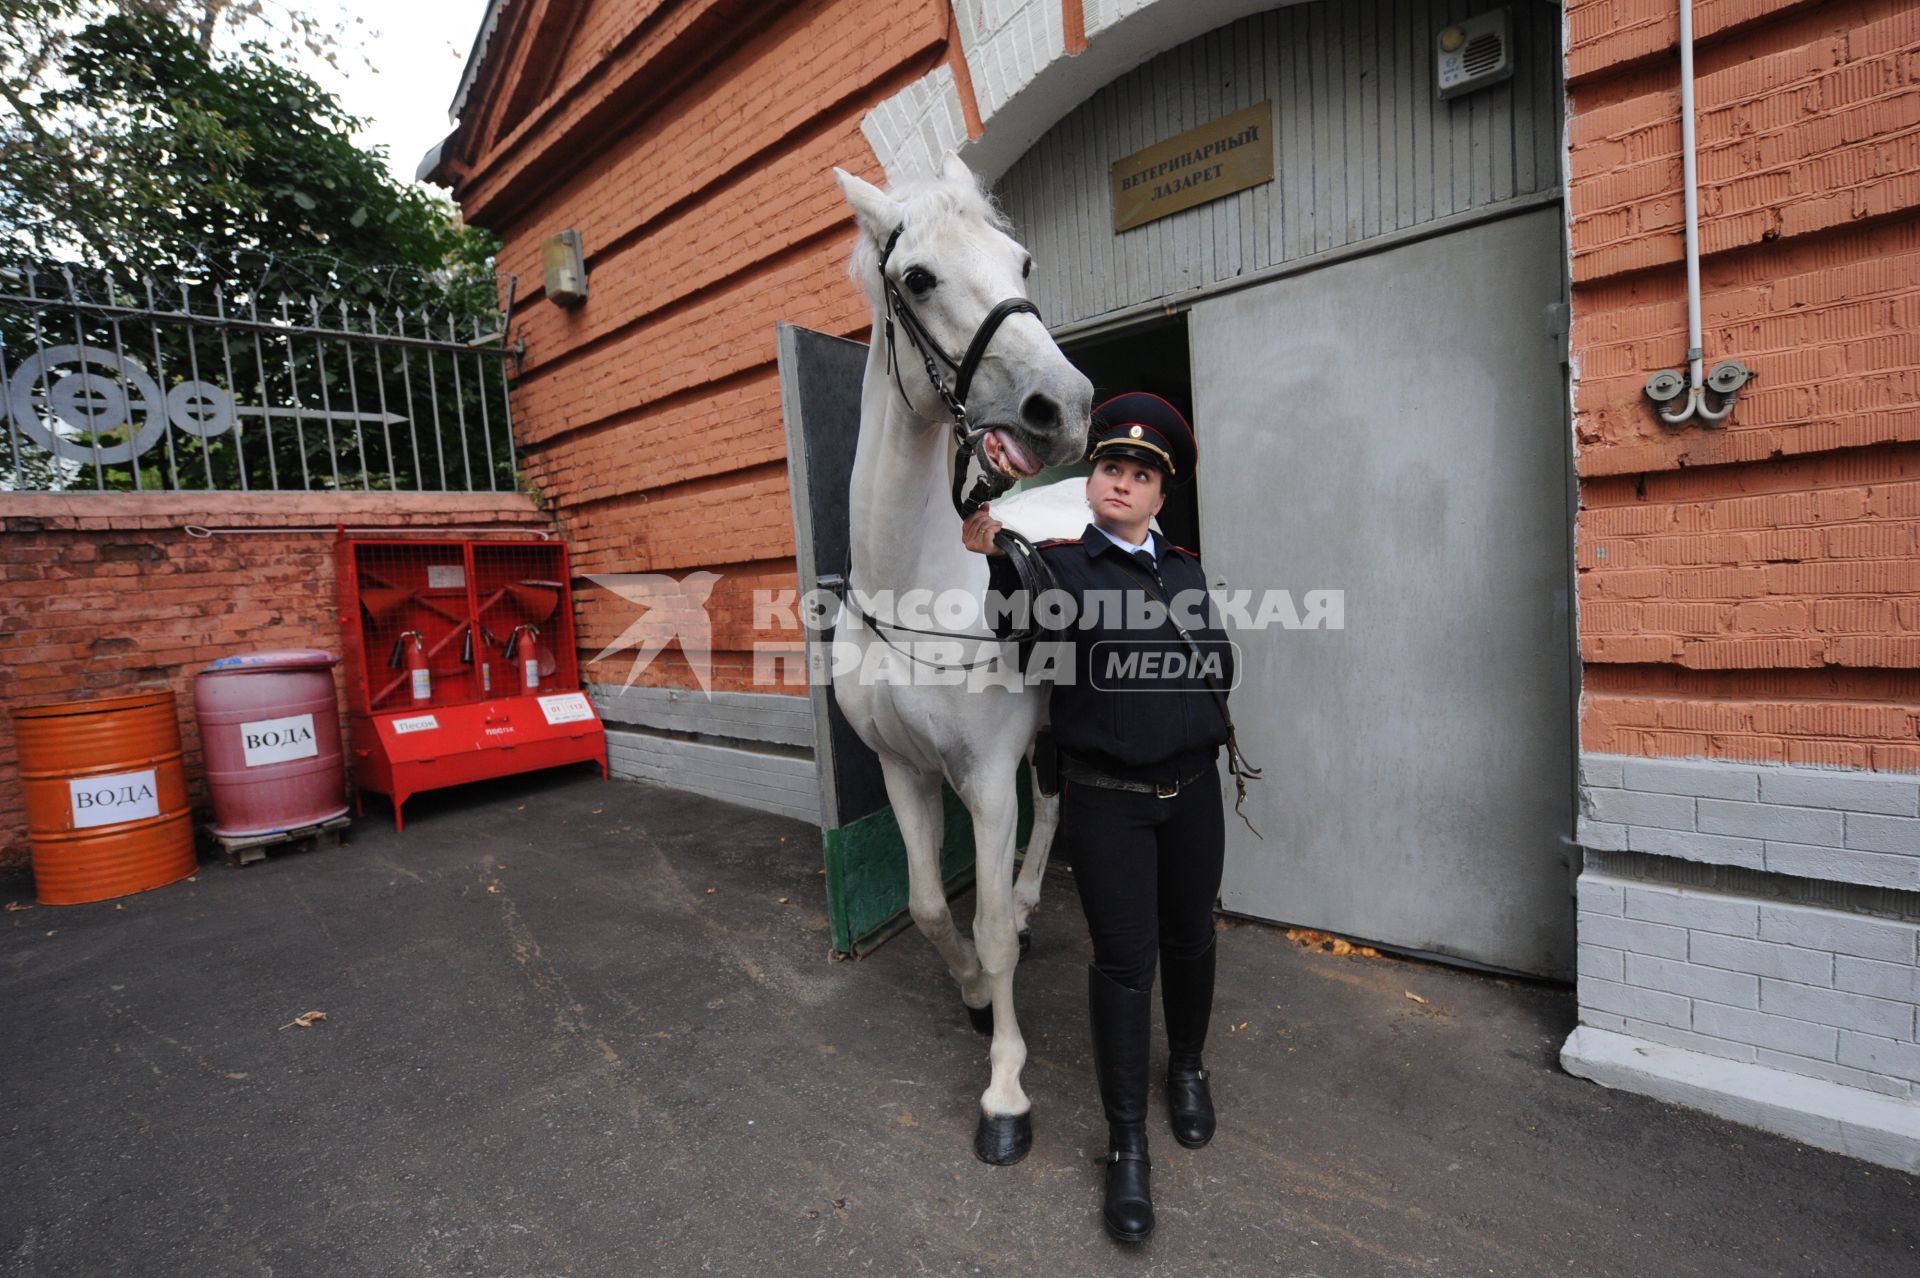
[297,0,493,190]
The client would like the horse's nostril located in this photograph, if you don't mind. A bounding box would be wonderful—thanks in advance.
[1021,393,1061,430]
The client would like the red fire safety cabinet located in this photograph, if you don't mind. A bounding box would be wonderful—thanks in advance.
[336,536,607,829]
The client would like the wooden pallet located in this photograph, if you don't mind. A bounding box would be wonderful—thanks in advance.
[208,814,352,867]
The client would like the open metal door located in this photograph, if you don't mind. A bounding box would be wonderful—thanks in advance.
[1188,208,1576,977]
[775,324,1029,955]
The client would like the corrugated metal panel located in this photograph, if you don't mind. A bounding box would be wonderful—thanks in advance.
[996,0,1564,327]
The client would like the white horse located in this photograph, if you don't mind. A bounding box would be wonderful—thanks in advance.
[832,155,1094,1163]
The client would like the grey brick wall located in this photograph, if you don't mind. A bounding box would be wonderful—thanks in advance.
[1575,871,1920,1101]
[1577,754,1920,891]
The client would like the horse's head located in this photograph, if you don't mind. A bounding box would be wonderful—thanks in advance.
[835,154,1093,480]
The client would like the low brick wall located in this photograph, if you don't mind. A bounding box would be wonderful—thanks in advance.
[1,492,552,874]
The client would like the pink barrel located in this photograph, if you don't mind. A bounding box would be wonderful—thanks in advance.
[193,650,349,838]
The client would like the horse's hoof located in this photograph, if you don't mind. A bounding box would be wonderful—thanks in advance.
[1017,930,1032,960]
[974,1112,1032,1165]
[965,1000,994,1035]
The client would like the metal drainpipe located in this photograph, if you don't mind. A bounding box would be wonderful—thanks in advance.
[1646,1,1751,425]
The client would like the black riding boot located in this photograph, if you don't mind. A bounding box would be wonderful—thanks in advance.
[1161,937,1218,1148]
[1088,964,1154,1243]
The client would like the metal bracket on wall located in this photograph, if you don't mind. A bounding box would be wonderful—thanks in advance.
[1645,359,1754,428]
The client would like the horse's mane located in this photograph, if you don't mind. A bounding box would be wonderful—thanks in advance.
[846,165,1013,301]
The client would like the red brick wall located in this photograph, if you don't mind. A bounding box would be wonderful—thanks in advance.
[437,0,950,694]
[1567,0,1920,769]
[0,493,550,872]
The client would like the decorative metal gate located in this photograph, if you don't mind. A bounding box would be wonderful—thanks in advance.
[0,262,518,493]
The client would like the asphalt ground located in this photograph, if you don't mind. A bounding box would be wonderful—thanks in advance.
[3,768,1916,1277]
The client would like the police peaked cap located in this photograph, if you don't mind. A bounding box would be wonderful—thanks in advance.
[1087,392,1196,485]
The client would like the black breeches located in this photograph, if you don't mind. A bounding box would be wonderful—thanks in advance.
[1062,766,1225,992]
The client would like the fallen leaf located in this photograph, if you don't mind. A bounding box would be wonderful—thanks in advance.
[592,808,603,815]
[1238,1021,1249,1031]
[1404,991,1429,1005]
[1284,927,1381,959]
[281,1010,328,1030]
[4,901,30,912]
[486,884,501,894]
[706,887,717,895]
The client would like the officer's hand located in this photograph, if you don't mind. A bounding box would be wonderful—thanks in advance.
[961,505,1006,557]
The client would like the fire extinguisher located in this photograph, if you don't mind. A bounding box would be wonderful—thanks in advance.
[390,630,431,702]
[462,624,494,696]
[504,623,541,692]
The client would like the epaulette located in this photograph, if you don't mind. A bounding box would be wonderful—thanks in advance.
[1170,543,1199,557]
[1037,537,1082,548]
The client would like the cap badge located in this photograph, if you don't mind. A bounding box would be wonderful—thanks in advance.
[1128,425,1143,438]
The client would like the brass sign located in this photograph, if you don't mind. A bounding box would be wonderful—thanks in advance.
[1110,100,1274,234]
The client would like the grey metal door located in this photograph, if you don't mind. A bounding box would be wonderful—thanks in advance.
[1190,207,1575,977]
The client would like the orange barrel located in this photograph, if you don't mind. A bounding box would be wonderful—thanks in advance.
[12,690,197,905]
[193,650,348,837]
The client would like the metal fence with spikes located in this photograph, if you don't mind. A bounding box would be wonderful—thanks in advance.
[0,262,519,493]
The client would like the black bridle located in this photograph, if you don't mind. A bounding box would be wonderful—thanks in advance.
[876,223,1044,521]
[831,221,1059,664]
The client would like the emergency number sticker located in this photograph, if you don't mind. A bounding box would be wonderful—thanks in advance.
[69,768,160,829]
[537,693,595,725]
[391,714,440,735]
[240,712,318,768]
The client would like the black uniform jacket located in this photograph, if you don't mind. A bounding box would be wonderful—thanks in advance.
[987,524,1234,785]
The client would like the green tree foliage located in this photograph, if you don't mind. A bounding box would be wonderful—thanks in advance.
[0,5,508,492]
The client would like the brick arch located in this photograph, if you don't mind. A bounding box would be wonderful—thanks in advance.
[863,0,1309,184]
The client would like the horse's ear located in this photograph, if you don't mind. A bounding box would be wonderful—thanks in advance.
[939,151,976,191]
[834,167,900,243]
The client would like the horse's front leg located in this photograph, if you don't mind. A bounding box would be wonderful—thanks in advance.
[879,759,988,1013]
[962,778,1031,1165]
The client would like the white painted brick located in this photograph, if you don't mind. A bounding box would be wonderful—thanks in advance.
[1623,757,1758,801]
[1758,904,1917,964]
[1578,754,1624,789]
[1578,911,1689,960]
[1697,799,1843,845]
[1754,1047,1914,1099]
[1689,932,1833,987]
[1584,788,1695,830]
[1624,886,1759,938]
[1760,979,1914,1039]
[1627,826,1765,869]
[1625,953,1759,1008]
[1576,875,1625,916]
[1764,842,1920,890]
[1575,819,1629,851]
[1581,1009,1629,1033]
[1759,769,1919,817]
[1837,1031,1920,1084]
[1834,955,1920,1003]
[1622,1018,1756,1064]
[1844,813,1920,855]
[1692,1002,1838,1060]
[1580,976,1691,1029]
[1578,944,1624,982]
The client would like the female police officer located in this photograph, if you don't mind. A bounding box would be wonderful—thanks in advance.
[961,392,1234,1245]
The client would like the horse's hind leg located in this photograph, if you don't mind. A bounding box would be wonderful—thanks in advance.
[881,759,988,1014]
[961,776,1032,1164]
[1012,757,1059,952]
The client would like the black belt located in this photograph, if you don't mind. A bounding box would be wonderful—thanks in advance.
[1060,755,1212,799]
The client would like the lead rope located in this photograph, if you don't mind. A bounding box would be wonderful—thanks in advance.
[1116,554,1265,840]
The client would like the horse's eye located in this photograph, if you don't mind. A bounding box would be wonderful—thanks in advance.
[903,267,936,294]
[1022,257,1033,280]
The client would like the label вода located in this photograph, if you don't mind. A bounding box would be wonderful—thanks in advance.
[69,769,160,829]
[239,712,318,768]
